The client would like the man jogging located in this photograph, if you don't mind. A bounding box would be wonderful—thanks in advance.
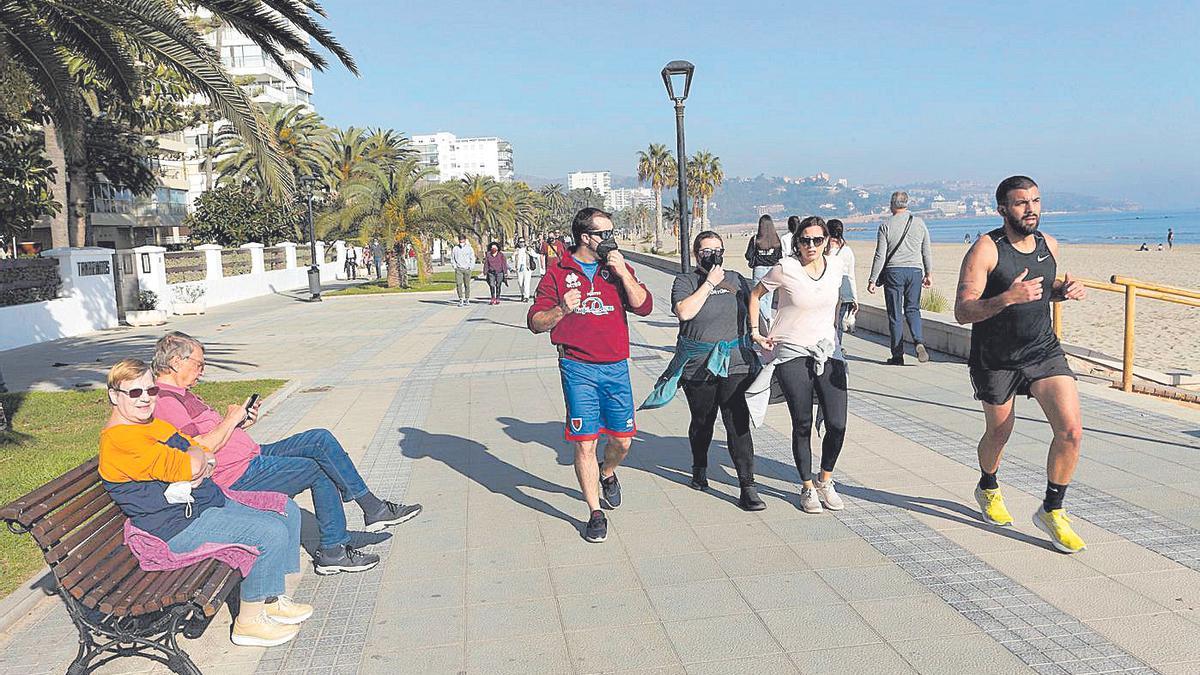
[528,208,652,543]
[954,176,1087,553]
[450,235,476,307]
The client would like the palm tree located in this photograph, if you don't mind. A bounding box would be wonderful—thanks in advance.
[0,0,357,245]
[216,104,328,196]
[317,126,377,198]
[663,199,682,243]
[457,174,504,245]
[687,150,723,229]
[316,159,450,287]
[637,143,677,251]
[539,183,569,227]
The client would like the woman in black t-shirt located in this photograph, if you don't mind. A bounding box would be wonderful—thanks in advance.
[655,230,765,511]
[745,215,783,332]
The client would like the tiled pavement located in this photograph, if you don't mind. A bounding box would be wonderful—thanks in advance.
[1,265,1199,674]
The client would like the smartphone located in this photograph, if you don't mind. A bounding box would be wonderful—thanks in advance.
[237,394,260,427]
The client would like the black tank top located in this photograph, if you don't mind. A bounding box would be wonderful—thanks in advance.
[968,228,1062,369]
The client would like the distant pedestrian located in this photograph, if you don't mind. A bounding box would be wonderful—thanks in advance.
[527,207,652,543]
[1167,228,1174,250]
[344,247,358,280]
[867,191,933,365]
[513,239,534,302]
[361,247,373,279]
[746,216,848,514]
[780,215,801,256]
[964,233,972,243]
[642,230,765,511]
[450,235,476,307]
[827,219,859,339]
[744,215,783,332]
[484,241,508,305]
[371,238,384,278]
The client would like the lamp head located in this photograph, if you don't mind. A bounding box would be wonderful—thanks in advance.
[661,60,695,102]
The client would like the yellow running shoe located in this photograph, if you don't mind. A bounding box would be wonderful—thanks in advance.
[974,487,1014,526]
[1033,508,1087,553]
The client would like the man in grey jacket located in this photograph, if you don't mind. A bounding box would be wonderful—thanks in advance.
[867,191,933,365]
[449,235,476,307]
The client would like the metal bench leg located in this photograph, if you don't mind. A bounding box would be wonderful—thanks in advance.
[60,594,201,675]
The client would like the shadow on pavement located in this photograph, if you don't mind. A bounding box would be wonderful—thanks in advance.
[297,507,391,558]
[397,426,584,527]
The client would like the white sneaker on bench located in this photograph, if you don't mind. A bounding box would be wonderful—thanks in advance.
[232,609,300,647]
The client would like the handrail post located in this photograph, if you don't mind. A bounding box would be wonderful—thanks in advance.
[1121,282,1136,392]
[1052,301,1062,340]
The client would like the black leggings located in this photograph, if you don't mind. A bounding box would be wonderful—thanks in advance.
[776,358,848,482]
[680,373,756,487]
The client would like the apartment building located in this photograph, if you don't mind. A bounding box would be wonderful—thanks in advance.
[605,187,657,211]
[412,133,514,182]
[568,171,611,197]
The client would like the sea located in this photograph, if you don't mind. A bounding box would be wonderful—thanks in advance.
[841,209,1200,245]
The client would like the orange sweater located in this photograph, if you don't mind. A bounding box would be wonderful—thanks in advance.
[99,418,195,484]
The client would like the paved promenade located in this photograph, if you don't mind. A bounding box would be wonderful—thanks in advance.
[2,263,1200,674]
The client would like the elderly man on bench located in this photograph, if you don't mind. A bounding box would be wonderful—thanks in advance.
[152,331,421,575]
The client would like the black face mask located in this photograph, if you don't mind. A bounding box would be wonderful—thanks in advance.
[595,238,619,261]
[699,252,723,271]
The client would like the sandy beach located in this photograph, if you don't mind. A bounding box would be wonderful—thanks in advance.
[702,227,1199,374]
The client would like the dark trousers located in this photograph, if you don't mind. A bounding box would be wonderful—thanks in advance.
[680,373,756,487]
[882,267,925,358]
[486,270,504,300]
[776,358,848,482]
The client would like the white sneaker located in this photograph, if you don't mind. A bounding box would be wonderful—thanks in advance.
[814,478,844,511]
[799,487,823,513]
[231,609,300,647]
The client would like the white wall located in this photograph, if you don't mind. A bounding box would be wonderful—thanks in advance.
[0,248,118,352]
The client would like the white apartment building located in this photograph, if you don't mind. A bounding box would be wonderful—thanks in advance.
[412,133,514,182]
[568,171,611,197]
[605,187,657,211]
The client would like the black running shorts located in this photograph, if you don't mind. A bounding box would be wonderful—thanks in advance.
[969,353,1075,406]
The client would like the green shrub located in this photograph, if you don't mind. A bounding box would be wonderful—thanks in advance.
[921,288,951,313]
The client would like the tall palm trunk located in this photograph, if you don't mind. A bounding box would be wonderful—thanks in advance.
[41,122,69,248]
[653,187,663,250]
[385,248,401,288]
[67,158,90,247]
[702,198,709,229]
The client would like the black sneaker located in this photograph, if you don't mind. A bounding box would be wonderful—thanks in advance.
[583,511,607,543]
[363,501,422,533]
[313,545,381,575]
[915,343,930,363]
[690,467,709,491]
[885,355,905,366]
[600,472,622,509]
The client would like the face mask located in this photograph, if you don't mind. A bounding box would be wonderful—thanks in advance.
[699,252,723,271]
[595,238,619,261]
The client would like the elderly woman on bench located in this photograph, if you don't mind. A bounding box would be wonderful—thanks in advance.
[99,358,311,648]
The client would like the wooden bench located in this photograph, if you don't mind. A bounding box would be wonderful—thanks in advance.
[1,457,242,675]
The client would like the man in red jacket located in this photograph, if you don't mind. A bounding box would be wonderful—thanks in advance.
[528,208,652,543]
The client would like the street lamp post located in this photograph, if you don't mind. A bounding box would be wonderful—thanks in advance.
[661,60,694,273]
[299,176,321,301]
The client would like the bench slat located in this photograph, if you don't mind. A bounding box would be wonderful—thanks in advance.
[45,504,124,570]
[0,458,100,527]
[31,483,111,544]
[60,533,127,598]
[195,564,242,617]
[83,554,142,609]
[132,566,195,615]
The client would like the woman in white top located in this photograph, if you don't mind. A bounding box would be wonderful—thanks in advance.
[747,216,848,514]
[826,219,859,337]
[512,238,534,302]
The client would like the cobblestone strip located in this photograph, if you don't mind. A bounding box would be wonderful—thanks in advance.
[1077,393,1200,447]
[846,392,1200,571]
[625,295,1157,675]
[255,305,481,675]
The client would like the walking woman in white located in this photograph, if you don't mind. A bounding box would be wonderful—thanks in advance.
[746,216,849,514]
[512,238,534,302]
[826,219,859,339]
[744,215,783,332]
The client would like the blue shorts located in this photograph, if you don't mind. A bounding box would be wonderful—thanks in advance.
[559,358,637,442]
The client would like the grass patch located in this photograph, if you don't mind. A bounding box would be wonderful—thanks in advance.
[0,379,285,599]
[326,270,456,296]
[921,288,951,313]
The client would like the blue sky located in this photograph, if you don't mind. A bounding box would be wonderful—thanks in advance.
[312,1,1199,208]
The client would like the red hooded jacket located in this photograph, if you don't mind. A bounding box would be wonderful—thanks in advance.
[527,252,653,363]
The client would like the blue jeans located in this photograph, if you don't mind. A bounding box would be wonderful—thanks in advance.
[167,499,301,602]
[231,429,369,549]
[882,267,925,358]
[752,266,774,329]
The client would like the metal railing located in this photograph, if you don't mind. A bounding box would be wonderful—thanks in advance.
[1053,276,1200,392]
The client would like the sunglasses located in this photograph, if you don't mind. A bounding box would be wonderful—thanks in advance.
[587,229,614,240]
[797,236,826,247]
[698,247,724,256]
[112,386,160,398]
